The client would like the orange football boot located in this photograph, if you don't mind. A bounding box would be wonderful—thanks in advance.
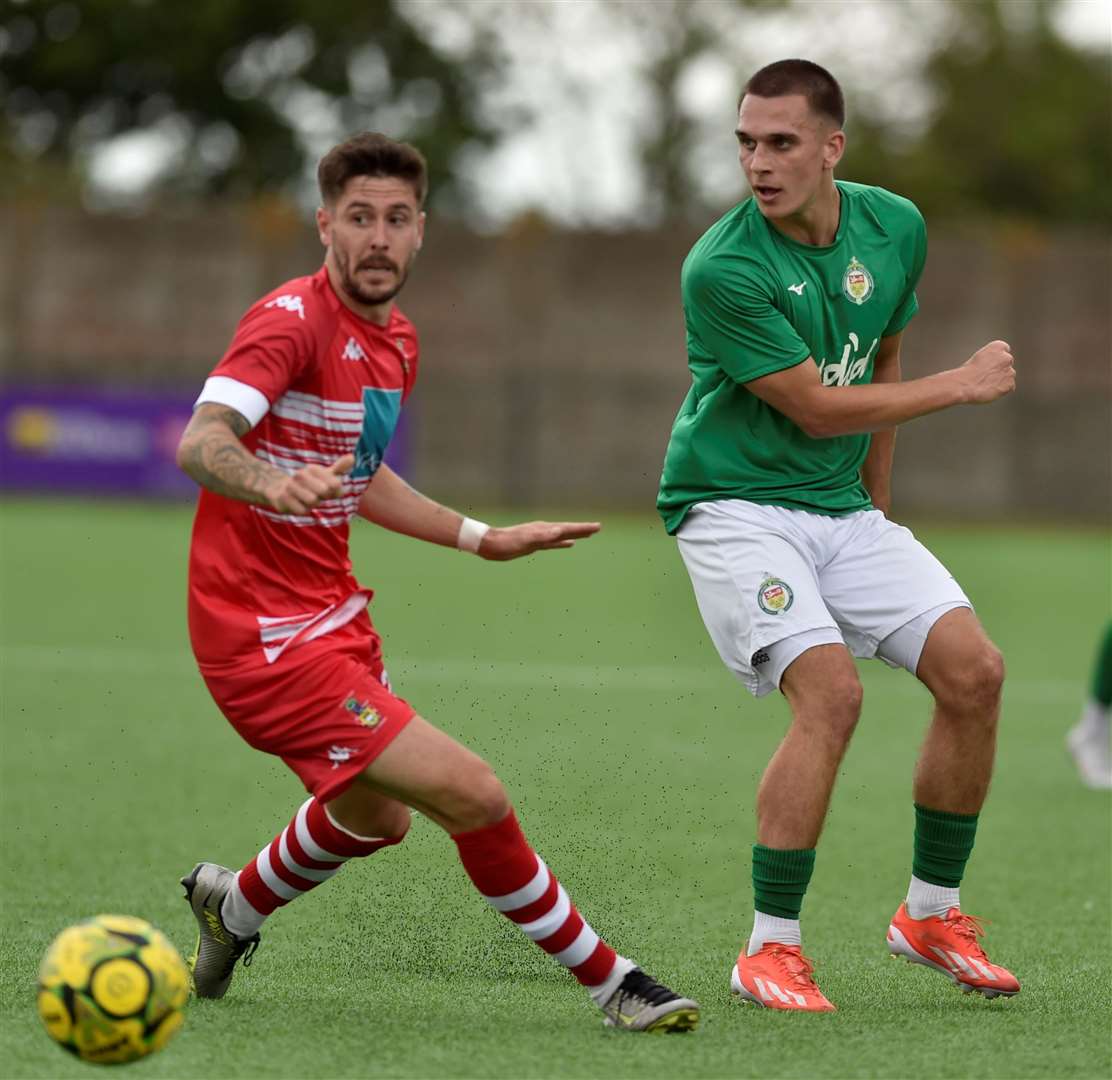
[887,904,1020,998]
[730,944,836,1012]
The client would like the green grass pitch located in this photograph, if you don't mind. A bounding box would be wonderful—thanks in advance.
[1,498,1109,1079]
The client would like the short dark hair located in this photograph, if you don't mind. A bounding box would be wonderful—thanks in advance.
[740,59,845,128]
[317,132,428,207]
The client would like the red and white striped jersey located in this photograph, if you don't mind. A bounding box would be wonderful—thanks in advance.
[186,266,418,671]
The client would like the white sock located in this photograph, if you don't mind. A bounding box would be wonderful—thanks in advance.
[747,911,801,955]
[1072,699,1110,742]
[906,874,960,920]
[220,873,267,938]
[588,954,637,1005]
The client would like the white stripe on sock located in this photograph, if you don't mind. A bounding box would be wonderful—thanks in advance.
[254,845,302,901]
[481,855,550,912]
[220,872,266,938]
[553,925,599,968]
[279,828,344,883]
[517,884,571,942]
[293,800,346,863]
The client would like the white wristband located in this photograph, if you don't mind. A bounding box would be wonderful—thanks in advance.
[456,516,490,554]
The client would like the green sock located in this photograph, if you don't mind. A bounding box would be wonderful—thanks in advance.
[1091,622,1112,708]
[913,803,978,887]
[752,844,815,919]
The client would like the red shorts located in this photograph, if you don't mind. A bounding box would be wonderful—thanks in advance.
[200,619,416,803]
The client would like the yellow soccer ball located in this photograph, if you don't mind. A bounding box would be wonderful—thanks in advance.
[37,914,188,1065]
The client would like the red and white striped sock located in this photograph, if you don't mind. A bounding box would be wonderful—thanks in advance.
[221,797,403,938]
[452,809,634,1004]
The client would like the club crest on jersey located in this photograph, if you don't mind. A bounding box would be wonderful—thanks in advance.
[343,695,382,728]
[842,256,874,305]
[757,575,794,615]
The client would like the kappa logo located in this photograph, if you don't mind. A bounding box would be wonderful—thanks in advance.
[327,744,358,768]
[818,332,878,387]
[342,337,366,361]
[787,282,807,296]
[265,294,306,320]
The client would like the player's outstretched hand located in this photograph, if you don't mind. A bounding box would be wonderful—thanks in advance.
[960,340,1016,404]
[267,454,355,515]
[478,521,601,561]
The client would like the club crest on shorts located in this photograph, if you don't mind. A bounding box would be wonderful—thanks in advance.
[343,695,382,728]
[757,575,794,615]
[842,256,874,305]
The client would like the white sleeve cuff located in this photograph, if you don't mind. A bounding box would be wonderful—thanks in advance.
[194,376,271,428]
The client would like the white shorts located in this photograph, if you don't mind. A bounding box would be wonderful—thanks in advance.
[676,500,971,697]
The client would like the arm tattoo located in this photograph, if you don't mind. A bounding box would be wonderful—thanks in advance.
[178,405,285,505]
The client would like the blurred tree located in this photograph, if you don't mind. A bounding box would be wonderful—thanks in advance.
[2,0,1108,224]
[893,0,1112,224]
[1,0,501,209]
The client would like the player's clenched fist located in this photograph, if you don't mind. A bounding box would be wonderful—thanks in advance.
[960,340,1016,404]
[266,454,355,515]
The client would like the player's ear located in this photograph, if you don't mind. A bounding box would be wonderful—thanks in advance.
[823,129,846,172]
[315,205,331,247]
[415,211,426,251]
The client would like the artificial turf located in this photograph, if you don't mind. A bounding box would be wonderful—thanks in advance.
[1,499,1109,1078]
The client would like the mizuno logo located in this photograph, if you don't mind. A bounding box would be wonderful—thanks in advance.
[342,337,366,361]
[265,294,306,320]
[788,282,807,295]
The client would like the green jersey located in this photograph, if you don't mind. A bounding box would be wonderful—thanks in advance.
[657,181,927,534]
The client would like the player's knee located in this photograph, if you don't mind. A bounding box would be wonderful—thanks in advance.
[440,760,511,832]
[937,642,1005,714]
[821,673,864,738]
[791,673,862,745]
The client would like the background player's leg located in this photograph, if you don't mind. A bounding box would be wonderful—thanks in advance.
[354,715,698,1029]
[1067,620,1112,788]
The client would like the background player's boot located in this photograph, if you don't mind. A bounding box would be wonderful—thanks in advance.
[599,968,699,1032]
[730,944,835,1011]
[1066,722,1112,788]
[887,903,1019,998]
[181,862,260,999]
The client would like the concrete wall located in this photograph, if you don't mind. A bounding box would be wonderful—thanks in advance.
[2,204,1108,518]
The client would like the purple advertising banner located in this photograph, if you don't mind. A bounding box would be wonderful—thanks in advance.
[0,387,407,498]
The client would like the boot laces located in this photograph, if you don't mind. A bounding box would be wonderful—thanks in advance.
[616,968,679,1007]
[946,912,990,957]
[219,934,260,979]
[766,945,820,991]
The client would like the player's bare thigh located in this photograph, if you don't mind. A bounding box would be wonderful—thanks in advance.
[345,714,511,834]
